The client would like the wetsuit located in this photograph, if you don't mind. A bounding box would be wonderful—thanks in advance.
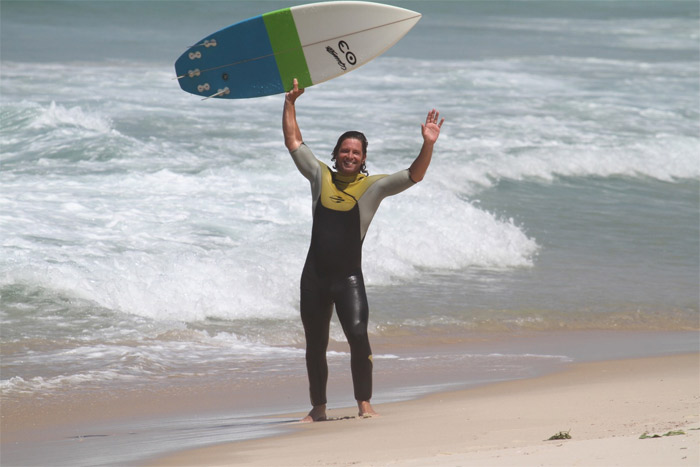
[290,143,415,406]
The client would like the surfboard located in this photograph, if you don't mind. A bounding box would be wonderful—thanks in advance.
[174,1,421,99]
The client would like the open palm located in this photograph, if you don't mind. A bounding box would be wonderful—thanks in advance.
[421,109,444,144]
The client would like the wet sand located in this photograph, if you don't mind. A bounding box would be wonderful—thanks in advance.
[2,333,698,466]
[149,353,699,466]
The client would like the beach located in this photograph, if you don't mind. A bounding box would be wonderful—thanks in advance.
[2,336,697,466]
[149,353,699,466]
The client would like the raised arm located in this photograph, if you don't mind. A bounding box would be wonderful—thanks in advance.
[283,78,305,152]
[408,109,445,182]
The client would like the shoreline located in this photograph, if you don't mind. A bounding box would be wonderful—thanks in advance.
[149,353,699,467]
[1,331,698,466]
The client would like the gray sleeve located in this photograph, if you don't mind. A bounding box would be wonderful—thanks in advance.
[289,143,319,182]
[371,169,415,197]
[358,169,415,239]
[290,143,322,212]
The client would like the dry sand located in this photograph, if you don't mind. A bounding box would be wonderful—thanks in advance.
[149,353,699,466]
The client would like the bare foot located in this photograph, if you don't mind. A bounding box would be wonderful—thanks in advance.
[357,400,378,418]
[300,404,327,423]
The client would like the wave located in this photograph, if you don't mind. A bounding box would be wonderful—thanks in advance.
[1,192,538,325]
[1,100,123,170]
[436,134,700,194]
[28,101,113,133]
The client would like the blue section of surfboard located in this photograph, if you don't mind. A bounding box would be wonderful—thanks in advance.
[174,1,421,99]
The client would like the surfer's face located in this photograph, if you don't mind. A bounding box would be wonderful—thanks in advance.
[335,138,366,176]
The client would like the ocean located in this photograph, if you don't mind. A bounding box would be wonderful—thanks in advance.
[1,0,699,465]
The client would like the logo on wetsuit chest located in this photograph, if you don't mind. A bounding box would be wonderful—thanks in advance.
[329,195,346,204]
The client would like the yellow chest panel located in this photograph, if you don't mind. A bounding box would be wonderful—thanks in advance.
[319,164,378,211]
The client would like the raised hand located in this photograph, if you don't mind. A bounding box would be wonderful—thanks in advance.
[421,109,444,144]
[285,78,305,105]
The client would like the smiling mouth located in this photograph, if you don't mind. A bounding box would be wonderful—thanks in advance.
[339,159,358,170]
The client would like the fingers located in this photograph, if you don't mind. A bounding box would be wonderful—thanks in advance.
[292,78,304,94]
[422,109,444,144]
[426,109,444,127]
[426,109,436,123]
[425,109,445,131]
[286,78,304,104]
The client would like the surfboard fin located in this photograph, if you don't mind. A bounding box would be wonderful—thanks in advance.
[190,38,218,49]
[201,87,230,101]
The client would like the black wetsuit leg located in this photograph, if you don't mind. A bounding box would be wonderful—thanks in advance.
[332,272,372,402]
[300,268,334,407]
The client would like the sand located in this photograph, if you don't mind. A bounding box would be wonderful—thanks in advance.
[148,353,699,466]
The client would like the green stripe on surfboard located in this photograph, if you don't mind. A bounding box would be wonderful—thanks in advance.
[263,8,312,91]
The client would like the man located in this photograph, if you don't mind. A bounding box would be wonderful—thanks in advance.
[283,78,444,422]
